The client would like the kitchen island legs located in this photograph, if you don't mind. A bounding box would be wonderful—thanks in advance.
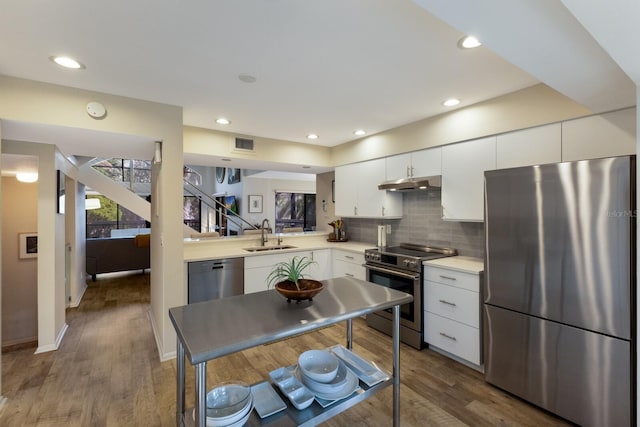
[175,315,403,427]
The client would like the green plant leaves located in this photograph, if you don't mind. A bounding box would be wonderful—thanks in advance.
[266,256,317,290]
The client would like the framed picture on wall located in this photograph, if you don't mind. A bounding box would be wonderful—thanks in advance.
[227,168,241,184]
[19,233,38,259]
[248,195,263,213]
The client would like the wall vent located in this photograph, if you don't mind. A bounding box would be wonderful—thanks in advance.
[235,137,254,151]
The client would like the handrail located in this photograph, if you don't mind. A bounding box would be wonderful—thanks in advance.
[183,180,260,232]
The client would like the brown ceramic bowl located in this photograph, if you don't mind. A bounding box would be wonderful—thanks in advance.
[275,279,324,302]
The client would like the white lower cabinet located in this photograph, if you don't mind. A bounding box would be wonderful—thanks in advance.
[424,264,481,366]
[244,250,331,294]
[424,312,480,365]
[332,250,365,281]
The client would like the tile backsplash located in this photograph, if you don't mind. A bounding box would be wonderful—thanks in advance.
[342,191,484,258]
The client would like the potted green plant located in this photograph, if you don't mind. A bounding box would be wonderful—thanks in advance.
[267,256,324,303]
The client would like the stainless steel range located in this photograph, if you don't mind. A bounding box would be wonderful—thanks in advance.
[364,243,456,349]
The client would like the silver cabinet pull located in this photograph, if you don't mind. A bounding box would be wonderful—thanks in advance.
[345,255,354,260]
[406,166,410,177]
[439,275,457,281]
[382,206,385,216]
[439,299,456,307]
[439,332,457,341]
[345,273,354,277]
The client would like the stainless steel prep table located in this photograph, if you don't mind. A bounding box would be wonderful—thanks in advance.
[169,276,413,427]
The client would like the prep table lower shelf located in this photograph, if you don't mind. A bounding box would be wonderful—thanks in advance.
[181,376,391,427]
[169,277,413,427]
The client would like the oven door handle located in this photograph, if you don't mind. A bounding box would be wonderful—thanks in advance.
[365,264,421,280]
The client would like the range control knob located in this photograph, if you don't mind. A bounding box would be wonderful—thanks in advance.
[402,259,409,266]
[408,260,418,268]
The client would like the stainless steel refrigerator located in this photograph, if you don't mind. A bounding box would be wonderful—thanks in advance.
[484,155,635,427]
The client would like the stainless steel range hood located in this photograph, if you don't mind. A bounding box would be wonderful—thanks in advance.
[378,175,441,191]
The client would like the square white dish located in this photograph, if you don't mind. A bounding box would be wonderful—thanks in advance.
[329,345,390,387]
[250,381,287,418]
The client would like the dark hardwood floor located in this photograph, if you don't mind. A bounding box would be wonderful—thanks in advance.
[0,272,571,426]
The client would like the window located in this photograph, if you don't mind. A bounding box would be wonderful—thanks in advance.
[275,192,316,232]
[92,158,152,184]
[86,195,147,238]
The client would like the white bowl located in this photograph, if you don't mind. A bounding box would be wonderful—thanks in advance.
[299,361,348,394]
[298,350,339,383]
[205,383,252,423]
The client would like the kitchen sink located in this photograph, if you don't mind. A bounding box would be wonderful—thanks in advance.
[243,245,297,252]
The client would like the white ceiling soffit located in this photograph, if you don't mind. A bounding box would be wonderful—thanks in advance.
[2,120,156,160]
[560,0,640,86]
[183,152,332,176]
[414,0,636,113]
[1,153,38,176]
[247,171,316,181]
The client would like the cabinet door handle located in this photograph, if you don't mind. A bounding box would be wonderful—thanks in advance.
[411,166,415,177]
[406,166,410,177]
[345,255,354,260]
[439,275,457,281]
[345,273,354,277]
[381,206,385,216]
[439,299,456,307]
[354,206,358,216]
[439,332,457,341]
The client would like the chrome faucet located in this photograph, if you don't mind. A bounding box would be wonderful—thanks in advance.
[261,218,270,246]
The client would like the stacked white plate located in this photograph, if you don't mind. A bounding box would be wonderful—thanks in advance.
[194,383,254,427]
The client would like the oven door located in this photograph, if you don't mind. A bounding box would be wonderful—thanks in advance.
[365,264,421,331]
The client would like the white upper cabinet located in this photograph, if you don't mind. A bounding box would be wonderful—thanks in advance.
[385,148,441,181]
[411,148,442,178]
[562,108,636,162]
[335,158,402,218]
[334,165,357,217]
[496,123,561,169]
[441,136,496,222]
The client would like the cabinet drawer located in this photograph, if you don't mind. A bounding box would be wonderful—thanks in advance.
[424,312,480,365]
[425,282,479,328]
[333,250,364,265]
[334,259,366,281]
[424,267,478,292]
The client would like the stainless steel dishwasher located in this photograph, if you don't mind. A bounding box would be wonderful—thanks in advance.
[187,258,244,304]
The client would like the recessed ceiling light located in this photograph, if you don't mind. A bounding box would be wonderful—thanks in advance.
[458,36,482,49]
[307,134,319,140]
[238,74,257,83]
[16,171,38,183]
[50,55,85,69]
[216,118,231,125]
[353,130,366,136]
[442,98,460,107]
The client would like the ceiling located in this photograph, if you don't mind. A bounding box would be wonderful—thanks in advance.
[0,0,637,170]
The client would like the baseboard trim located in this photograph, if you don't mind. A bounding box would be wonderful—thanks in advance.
[34,323,69,354]
[2,336,38,351]
[69,283,88,308]
[148,309,175,361]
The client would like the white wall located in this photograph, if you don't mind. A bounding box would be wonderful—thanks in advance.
[315,171,336,232]
[1,176,38,347]
[0,76,184,361]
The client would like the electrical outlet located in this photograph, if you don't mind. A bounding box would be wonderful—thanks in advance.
[386,224,391,234]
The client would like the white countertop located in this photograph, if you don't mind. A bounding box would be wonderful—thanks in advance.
[423,256,484,274]
[184,231,374,262]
